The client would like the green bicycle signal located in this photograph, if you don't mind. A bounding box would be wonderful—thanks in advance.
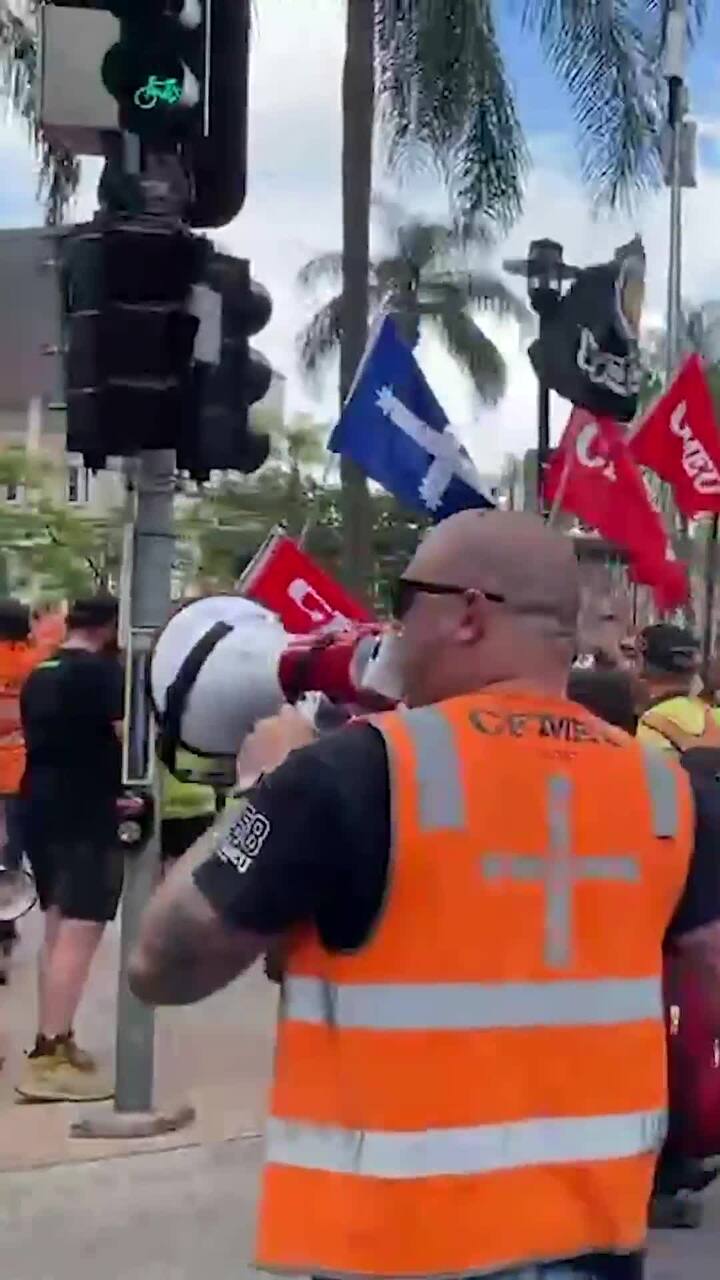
[134,75,183,110]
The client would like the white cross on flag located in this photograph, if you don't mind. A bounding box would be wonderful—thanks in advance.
[329,315,493,520]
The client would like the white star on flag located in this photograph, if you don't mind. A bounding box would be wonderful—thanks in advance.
[375,385,486,512]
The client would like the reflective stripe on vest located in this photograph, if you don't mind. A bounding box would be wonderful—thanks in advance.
[281,974,663,1031]
[397,705,466,829]
[266,1108,666,1178]
[640,744,679,838]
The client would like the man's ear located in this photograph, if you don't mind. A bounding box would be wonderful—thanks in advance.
[456,592,486,646]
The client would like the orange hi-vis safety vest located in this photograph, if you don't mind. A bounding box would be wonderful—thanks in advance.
[256,689,694,1279]
[0,640,43,795]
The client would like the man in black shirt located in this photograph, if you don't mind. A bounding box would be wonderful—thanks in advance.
[130,512,720,1280]
[17,596,123,1102]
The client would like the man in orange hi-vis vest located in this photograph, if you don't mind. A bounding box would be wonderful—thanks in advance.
[0,599,51,978]
[129,511,720,1280]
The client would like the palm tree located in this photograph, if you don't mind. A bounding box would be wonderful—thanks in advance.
[0,2,79,223]
[337,0,705,591]
[298,200,528,405]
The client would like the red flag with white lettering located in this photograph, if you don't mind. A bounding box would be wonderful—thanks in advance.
[544,407,688,611]
[629,354,720,517]
[239,530,373,633]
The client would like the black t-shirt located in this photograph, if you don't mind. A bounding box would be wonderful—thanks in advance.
[194,724,720,1280]
[21,648,123,834]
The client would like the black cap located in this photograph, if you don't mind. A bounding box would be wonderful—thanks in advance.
[67,595,119,632]
[639,623,699,675]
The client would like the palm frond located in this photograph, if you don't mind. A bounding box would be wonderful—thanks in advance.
[429,305,506,405]
[519,0,690,206]
[297,251,344,293]
[373,255,411,300]
[426,273,529,327]
[375,0,527,225]
[395,220,458,272]
[296,294,345,382]
[0,3,80,223]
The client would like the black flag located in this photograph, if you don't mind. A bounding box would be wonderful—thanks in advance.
[529,237,645,422]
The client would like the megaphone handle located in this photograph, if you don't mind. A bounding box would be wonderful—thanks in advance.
[280,635,335,704]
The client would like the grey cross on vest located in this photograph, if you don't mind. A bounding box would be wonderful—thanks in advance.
[481,775,640,969]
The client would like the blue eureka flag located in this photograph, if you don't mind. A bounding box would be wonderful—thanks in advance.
[328,315,494,520]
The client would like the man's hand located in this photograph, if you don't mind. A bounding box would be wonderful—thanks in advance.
[236,704,316,789]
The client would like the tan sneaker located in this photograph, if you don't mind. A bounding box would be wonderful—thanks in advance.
[15,1042,113,1103]
[62,1032,97,1073]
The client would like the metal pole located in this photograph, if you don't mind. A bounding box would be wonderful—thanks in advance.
[665,118,683,384]
[702,515,719,672]
[114,449,175,1113]
[537,306,551,513]
[72,138,193,1138]
[537,377,550,513]
[660,3,688,611]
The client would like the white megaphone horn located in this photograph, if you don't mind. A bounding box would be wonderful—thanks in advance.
[149,595,400,781]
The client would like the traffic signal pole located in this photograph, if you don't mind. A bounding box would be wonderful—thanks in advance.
[72,147,194,1141]
[114,449,181,1118]
[43,0,265,1135]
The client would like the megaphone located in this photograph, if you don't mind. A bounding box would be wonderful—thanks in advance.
[149,595,400,778]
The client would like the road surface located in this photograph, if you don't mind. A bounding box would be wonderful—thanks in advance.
[0,910,716,1278]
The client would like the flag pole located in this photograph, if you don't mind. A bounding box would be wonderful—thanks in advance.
[702,515,719,672]
[663,0,687,390]
[547,450,573,527]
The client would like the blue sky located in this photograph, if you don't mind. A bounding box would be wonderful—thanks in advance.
[2,0,720,470]
[496,5,720,150]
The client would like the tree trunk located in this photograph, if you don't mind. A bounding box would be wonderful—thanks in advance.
[339,0,374,596]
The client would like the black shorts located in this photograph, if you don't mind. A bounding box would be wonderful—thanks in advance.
[26,835,124,923]
[161,814,214,861]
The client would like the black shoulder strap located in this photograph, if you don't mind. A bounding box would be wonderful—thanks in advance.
[157,621,233,776]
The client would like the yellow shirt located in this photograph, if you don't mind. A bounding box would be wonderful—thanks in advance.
[637,696,720,753]
[159,751,217,821]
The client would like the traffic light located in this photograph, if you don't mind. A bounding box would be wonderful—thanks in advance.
[62,217,209,467]
[183,0,249,228]
[39,0,249,228]
[178,253,273,479]
[101,0,205,140]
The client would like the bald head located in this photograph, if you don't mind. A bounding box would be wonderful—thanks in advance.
[395,510,580,707]
[410,510,580,640]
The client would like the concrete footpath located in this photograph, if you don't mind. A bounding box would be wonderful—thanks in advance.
[0,910,717,1278]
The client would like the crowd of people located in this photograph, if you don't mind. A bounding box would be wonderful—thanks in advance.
[2,510,720,1280]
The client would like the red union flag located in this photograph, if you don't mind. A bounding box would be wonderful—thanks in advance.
[630,354,720,517]
[239,530,373,633]
[544,407,688,612]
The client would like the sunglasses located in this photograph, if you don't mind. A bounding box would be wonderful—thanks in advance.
[391,577,505,622]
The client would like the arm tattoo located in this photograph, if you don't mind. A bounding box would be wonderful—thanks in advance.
[130,802,269,1005]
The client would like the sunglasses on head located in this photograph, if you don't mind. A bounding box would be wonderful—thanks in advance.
[391,577,506,622]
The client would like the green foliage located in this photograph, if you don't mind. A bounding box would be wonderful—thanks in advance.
[0,449,122,599]
[175,419,427,610]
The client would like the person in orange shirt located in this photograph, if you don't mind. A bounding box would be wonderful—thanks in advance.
[0,599,49,981]
[129,511,720,1280]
